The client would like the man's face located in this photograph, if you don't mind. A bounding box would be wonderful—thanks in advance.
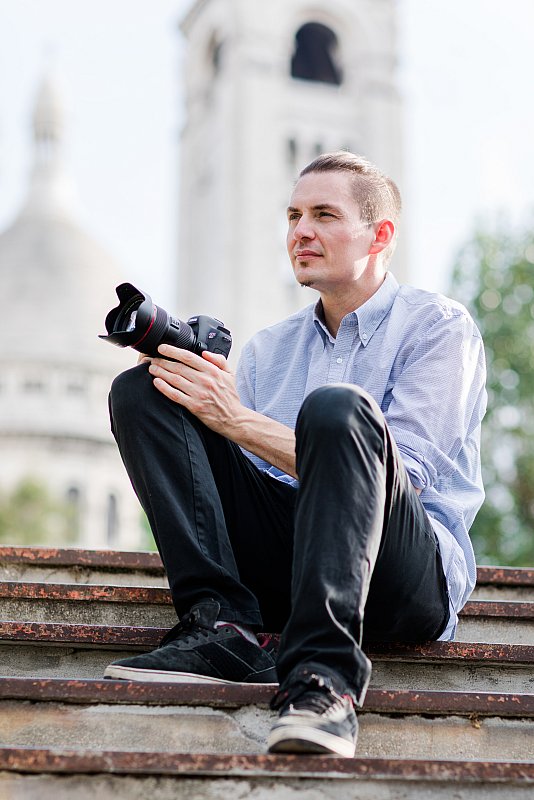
[286,171,376,292]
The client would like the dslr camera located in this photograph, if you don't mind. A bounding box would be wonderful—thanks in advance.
[99,283,232,359]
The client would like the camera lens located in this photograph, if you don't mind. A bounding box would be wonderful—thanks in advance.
[100,282,196,358]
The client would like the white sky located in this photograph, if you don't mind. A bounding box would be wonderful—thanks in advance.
[0,0,533,307]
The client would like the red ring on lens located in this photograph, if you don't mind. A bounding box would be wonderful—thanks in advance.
[131,307,157,349]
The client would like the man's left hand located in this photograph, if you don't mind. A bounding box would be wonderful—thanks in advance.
[148,344,243,435]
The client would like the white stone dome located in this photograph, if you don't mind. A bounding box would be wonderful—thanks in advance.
[0,74,131,372]
[0,212,131,370]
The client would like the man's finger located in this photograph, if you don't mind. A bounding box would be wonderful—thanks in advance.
[201,350,231,371]
[157,344,211,370]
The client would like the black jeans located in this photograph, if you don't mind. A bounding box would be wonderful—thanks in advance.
[109,364,449,703]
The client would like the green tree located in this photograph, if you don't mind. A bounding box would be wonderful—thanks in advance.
[451,227,534,566]
[0,478,77,546]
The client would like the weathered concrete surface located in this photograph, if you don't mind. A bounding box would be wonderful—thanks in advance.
[0,598,176,627]
[2,773,533,800]
[455,617,534,645]
[0,563,169,587]
[1,642,533,693]
[0,701,532,761]
[471,585,534,602]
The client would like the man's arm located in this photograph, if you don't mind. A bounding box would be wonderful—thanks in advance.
[147,344,298,478]
[385,312,486,496]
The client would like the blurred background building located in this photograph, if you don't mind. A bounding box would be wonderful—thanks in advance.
[0,75,140,548]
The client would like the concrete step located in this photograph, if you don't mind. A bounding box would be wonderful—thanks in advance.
[1,621,533,692]
[0,546,167,587]
[474,566,534,602]
[0,678,532,761]
[1,546,533,601]
[0,748,533,799]
[0,580,532,644]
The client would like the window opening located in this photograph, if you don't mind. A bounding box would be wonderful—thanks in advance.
[291,23,342,85]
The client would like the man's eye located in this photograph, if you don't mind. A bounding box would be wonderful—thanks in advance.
[318,211,334,218]
[288,213,300,221]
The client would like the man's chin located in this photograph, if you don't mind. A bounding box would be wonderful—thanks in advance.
[297,277,316,289]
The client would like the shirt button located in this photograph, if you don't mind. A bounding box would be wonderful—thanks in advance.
[361,333,368,341]
[336,357,343,364]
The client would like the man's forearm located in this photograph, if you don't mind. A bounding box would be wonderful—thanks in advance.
[226,408,298,479]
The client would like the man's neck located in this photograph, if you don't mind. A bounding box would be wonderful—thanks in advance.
[321,271,387,338]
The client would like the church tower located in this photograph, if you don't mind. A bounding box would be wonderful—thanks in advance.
[178,0,405,356]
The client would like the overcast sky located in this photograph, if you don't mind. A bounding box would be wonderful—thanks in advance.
[0,0,533,308]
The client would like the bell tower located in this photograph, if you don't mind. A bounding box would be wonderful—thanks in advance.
[178,0,405,355]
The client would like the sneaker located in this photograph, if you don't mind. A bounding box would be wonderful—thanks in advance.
[267,669,358,758]
[104,598,277,685]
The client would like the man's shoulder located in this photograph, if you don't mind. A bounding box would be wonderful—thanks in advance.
[395,283,478,329]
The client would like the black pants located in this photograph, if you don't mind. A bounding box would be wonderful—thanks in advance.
[109,365,449,703]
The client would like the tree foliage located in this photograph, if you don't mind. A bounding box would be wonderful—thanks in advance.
[451,227,534,566]
[0,478,77,546]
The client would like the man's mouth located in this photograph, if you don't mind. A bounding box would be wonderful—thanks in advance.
[294,250,321,259]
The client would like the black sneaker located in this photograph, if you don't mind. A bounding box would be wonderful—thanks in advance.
[268,669,358,758]
[104,599,277,685]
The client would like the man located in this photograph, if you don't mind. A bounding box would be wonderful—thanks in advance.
[105,152,486,758]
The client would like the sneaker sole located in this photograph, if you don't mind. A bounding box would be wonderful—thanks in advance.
[268,724,356,758]
[104,664,278,687]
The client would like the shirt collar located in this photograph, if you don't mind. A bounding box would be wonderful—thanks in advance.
[312,271,400,346]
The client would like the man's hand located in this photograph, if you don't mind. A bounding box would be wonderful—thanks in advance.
[147,343,298,478]
[148,344,244,436]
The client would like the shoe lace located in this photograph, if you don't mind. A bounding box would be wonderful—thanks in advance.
[270,672,348,715]
[159,609,216,648]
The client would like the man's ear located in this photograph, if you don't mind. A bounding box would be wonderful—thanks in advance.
[368,220,395,255]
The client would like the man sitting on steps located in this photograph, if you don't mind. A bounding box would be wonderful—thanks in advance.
[104,151,487,758]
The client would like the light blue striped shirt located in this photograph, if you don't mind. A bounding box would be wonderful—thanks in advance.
[236,272,487,640]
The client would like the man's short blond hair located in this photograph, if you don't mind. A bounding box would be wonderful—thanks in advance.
[299,151,402,265]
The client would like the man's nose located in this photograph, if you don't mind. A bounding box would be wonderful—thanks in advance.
[293,215,315,240]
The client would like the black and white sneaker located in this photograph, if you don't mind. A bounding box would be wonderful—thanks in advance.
[268,669,358,758]
[104,598,277,686]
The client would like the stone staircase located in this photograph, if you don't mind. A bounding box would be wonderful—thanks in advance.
[0,546,532,798]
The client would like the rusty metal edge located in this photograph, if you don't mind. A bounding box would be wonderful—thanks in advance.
[461,600,534,620]
[477,566,534,587]
[0,678,532,718]
[0,748,533,781]
[0,622,533,662]
[0,582,171,605]
[0,547,164,573]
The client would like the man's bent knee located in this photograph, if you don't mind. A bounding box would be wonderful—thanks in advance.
[109,364,159,424]
[297,384,384,436]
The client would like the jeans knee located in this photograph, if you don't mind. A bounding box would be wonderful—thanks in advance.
[297,384,383,438]
[109,364,155,425]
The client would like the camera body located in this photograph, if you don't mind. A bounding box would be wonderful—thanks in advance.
[99,283,232,359]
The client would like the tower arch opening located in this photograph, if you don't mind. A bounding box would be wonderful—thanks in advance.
[291,22,342,86]
[206,32,224,77]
